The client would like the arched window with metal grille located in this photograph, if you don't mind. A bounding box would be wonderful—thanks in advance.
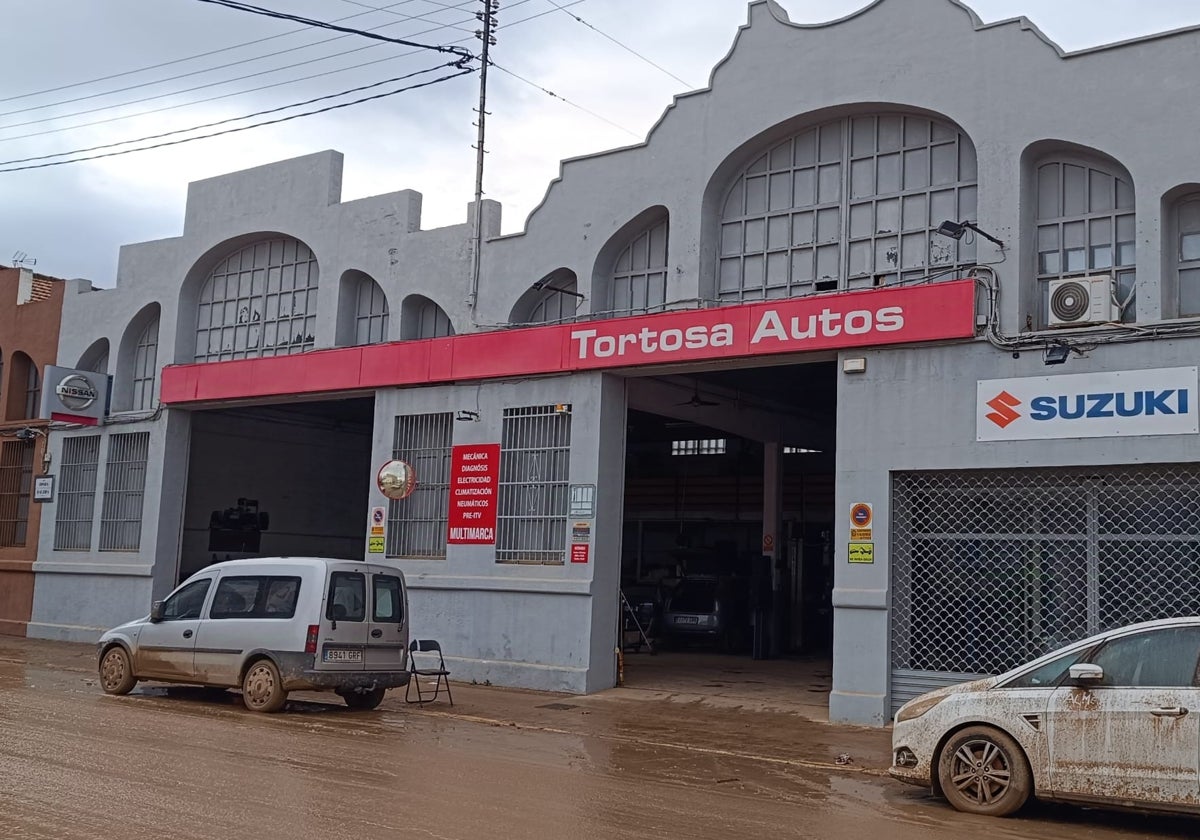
[718,113,979,301]
[78,339,109,375]
[1173,193,1200,317]
[353,273,389,345]
[608,217,668,315]
[400,295,454,340]
[194,237,319,362]
[131,317,159,411]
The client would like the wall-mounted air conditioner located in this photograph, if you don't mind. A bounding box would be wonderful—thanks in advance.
[1047,275,1114,327]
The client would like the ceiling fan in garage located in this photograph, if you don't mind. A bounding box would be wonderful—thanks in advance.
[677,382,720,408]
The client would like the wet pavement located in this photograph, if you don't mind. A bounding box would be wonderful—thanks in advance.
[1,638,1196,839]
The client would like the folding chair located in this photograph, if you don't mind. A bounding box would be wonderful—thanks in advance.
[405,639,453,706]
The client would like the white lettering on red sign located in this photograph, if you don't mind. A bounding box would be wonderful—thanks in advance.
[447,443,501,545]
[750,306,904,343]
[570,324,735,360]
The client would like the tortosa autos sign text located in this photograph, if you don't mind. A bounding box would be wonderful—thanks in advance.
[977,367,1199,442]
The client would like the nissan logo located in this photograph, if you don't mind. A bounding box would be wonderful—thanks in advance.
[55,374,98,411]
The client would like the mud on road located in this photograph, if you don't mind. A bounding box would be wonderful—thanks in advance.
[0,638,1194,840]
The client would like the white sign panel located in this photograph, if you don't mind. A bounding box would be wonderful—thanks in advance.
[977,367,1199,442]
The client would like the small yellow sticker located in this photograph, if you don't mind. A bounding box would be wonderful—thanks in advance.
[850,528,873,541]
[848,542,874,564]
[367,535,385,554]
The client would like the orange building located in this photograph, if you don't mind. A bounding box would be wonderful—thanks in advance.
[0,267,69,636]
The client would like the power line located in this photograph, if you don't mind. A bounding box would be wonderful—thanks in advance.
[0,68,476,174]
[0,0,432,105]
[490,62,640,138]
[0,63,466,168]
[0,0,560,142]
[543,0,691,88]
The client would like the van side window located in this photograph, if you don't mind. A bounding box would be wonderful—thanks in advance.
[163,579,212,620]
[328,572,366,622]
[210,575,301,619]
[374,575,404,623]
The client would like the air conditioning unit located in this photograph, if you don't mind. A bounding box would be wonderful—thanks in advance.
[1047,276,1114,327]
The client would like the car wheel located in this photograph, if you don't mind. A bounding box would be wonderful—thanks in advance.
[241,659,288,713]
[99,646,138,695]
[340,687,386,711]
[937,726,1032,817]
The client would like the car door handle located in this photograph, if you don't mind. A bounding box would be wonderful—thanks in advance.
[370,629,383,638]
[1150,707,1188,718]
[182,630,193,639]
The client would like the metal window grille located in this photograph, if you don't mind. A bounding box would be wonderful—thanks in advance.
[24,362,40,419]
[387,413,452,558]
[1036,159,1136,321]
[413,298,454,339]
[54,435,101,551]
[132,318,159,411]
[496,405,571,565]
[610,219,668,315]
[528,278,579,325]
[98,432,150,551]
[671,438,726,455]
[890,465,1200,711]
[354,275,389,345]
[0,440,34,547]
[195,238,319,362]
[1177,194,1200,315]
[719,114,978,301]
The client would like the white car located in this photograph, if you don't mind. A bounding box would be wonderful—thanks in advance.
[891,616,1200,817]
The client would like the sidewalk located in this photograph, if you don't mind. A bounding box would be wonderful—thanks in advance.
[0,636,893,776]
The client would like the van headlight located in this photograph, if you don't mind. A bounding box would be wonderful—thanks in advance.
[896,694,946,723]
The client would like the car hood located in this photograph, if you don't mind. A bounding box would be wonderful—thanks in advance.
[905,675,1001,706]
[101,617,148,638]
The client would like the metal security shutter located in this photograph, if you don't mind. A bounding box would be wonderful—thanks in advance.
[890,465,1200,714]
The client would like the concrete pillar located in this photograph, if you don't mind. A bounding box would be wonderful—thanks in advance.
[763,441,783,657]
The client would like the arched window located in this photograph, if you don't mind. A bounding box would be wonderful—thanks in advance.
[401,296,454,340]
[132,317,159,410]
[1175,194,1200,316]
[195,237,318,362]
[353,274,389,345]
[719,114,978,301]
[609,218,668,314]
[511,269,580,325]
[8,353,40,420]
[78,339,109,375]
[1036,158,1135,316]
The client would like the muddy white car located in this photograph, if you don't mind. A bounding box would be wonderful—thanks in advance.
[891,616,1200,817]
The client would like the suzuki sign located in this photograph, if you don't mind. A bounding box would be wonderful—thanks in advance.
[977,367,1199,441]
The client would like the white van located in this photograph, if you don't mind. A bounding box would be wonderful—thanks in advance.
[96,557,410,713]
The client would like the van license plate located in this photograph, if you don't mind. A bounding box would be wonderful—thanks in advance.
[323,649,363,663]
[675,616,700,624]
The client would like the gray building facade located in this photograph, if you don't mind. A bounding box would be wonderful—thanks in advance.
[29,0,1200,724]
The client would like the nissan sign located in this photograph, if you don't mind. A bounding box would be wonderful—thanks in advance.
[41,365,111,425]
[977,367,1199,442]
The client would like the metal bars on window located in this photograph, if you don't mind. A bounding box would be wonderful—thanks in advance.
[496,405,571,564]
[354,275,389,345]
[671,439,726,455]
[99,432,150,551]
[195,238,319,362]
[719,114,978,301]
[0,440,34,547]
[132,318,159,411]
[54,435,101,551]
[24,361,40,419]
[387,413,452,558]
[890,466,1200,711]
[610,219,669,315]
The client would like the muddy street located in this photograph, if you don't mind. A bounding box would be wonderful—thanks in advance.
[0,639,1194,840]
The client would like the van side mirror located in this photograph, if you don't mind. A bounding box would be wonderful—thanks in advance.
[1068,663,1103,683]
[149,601,165,623]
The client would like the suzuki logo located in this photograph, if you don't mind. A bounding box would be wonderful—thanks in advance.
[986,391,1022,428]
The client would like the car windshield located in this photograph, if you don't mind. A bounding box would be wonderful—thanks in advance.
[670,580,717,613]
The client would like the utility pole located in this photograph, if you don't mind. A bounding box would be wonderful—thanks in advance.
[468,0,498,311]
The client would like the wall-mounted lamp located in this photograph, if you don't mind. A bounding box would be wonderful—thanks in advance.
[455,410,480,422]
[1043,342,1071,366]
[842,357,867,374]
[532,278,586,299]
[935,219,1006,250]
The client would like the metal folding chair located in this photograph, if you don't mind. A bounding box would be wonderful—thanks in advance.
[405,639,453,706]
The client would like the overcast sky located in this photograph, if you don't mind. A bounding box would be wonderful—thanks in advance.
[2,0,1198,285]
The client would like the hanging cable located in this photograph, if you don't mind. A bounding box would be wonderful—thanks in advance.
[543,0,691,87]
[490,62,640,138]
[0,67,475,174]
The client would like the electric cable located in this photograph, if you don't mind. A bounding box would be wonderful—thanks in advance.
[0,67,475,174]
[543,0,692,88]
[0,63,465,168]
[490,62,640,138]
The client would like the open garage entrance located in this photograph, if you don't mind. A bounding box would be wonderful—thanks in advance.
[177,397,375,582]
[618,360,837,700]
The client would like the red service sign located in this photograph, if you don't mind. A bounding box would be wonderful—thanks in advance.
[570,544,590,564]
[447,443,501,545]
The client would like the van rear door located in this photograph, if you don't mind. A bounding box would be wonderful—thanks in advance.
[316,564,368,671]
[365,566,407,672]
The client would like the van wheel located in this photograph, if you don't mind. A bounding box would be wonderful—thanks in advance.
[242,659,288,713]
[99,646,137,695]
[341,687,386,710]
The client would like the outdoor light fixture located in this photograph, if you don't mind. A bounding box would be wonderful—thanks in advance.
[531,278,585,298]
[455,410,480,422]
[842,357,867,374]
[935,219,1006,249]
[1043,342,1071,366]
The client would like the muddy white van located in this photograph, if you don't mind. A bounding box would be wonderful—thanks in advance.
[96,557,409,712]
